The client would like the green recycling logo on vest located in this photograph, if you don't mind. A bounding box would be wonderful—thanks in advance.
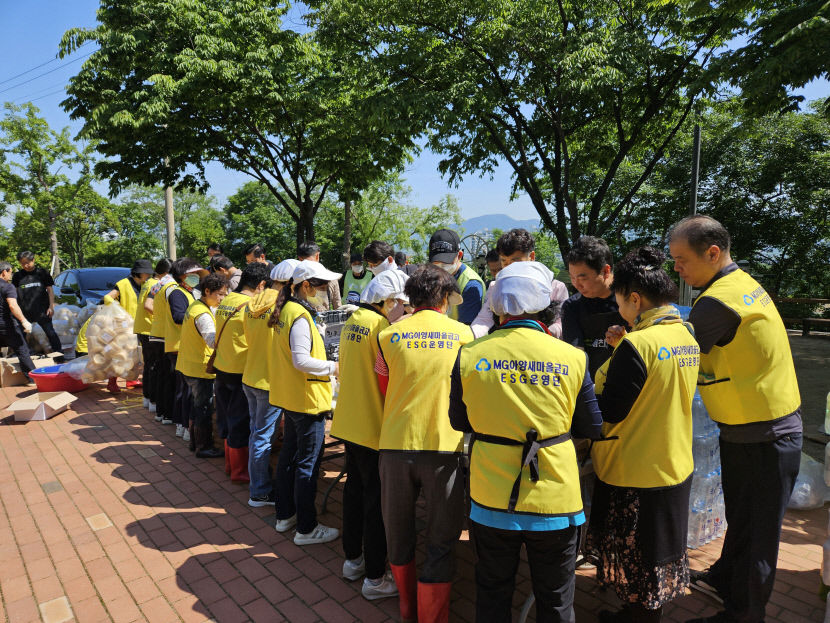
[657,347,671,361]
[475,358,492,372]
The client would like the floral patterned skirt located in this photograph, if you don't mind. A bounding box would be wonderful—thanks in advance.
[585,480,690,609]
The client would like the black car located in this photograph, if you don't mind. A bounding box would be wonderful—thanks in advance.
[54,267,131,307]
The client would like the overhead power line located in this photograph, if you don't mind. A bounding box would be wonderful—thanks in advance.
[0,41,90,87]
[0,51,93,96]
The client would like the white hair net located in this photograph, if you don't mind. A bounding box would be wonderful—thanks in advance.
[361,269,409,304]
[270,259,300,281]
[489,261,554,316]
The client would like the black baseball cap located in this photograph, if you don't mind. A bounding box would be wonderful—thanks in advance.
[131,259,154,275]
[428,229,461,263]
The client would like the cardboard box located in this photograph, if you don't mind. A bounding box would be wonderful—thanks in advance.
[8,391,77,422]
[0,353,63,388]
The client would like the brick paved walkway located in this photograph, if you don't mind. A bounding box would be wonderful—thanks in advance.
[0,382,825,622]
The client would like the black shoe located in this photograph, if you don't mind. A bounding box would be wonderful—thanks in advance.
[195,446,224,459]
[248,493,276,508]
[689,568,725,605]
[686,612,738,623]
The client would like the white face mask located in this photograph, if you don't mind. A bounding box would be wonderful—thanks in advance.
[307,288,330,309]
[368,260,390,276]
[351,265,364,276]
[435,261,458,274]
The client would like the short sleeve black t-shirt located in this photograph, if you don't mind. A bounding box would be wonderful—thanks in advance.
[0,280,18,330]
[12,267,53,320]
[561,292,626,378]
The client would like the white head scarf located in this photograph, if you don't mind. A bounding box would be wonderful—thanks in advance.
[361,269,409,304]
[488,261,554,317]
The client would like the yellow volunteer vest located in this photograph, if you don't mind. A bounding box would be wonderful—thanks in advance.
[163,285,194,353]
[242,290,279,391]
[449,265,485,322]
[132,277,158,335]
[592,318,699,488]
[268,300,333,414]
[175,299,215,379]
[115,277,139,319]
[213,291,250,375]
[75,317,91,354]
[693,269,801,425]
[378,310,474,452]
[460,326,586,515]
[149,280,174,339]
[331,306,390,450]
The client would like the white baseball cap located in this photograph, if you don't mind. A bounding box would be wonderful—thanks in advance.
[361,269,409,304]
[291,259,342,283]
[489,261,554,316]
[270,259,300,282]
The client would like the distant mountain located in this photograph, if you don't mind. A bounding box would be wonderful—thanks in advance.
[459,213,541,236]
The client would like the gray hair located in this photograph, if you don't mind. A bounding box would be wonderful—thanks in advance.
[0,261,12,273]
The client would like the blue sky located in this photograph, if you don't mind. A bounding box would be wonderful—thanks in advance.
[1,0,828,222]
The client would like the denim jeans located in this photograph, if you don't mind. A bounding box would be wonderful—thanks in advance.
[275,410,326,534]
[243,384,283,498]
[183,375,214,431]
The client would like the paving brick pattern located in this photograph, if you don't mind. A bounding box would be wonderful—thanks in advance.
[0,383,825,622]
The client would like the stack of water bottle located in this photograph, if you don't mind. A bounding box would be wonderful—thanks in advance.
[687,392,727,549]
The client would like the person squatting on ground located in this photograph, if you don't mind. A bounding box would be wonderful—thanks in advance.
[212,262,271,482]
[0,261,36,379]
[269,260,342,545]
[450,261,603,623]
[669,216,802,623]
[331,269,410,601]
[243,259,299,508]
[374,264,474,623]
[175,272,228,458]
[587,247,700,623]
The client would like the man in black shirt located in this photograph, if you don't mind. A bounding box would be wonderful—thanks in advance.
[12,251,63,355]
[0,261,37,379]
[561,236,626,378]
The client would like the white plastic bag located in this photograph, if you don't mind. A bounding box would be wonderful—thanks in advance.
[80,302,142,381]
[788,453,830,510]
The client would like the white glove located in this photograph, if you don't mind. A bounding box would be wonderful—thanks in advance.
[21,320,32,334]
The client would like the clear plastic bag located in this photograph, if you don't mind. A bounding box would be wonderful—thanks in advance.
[79,302,142,381]
[788,452,830,510]
[63,356,89,380]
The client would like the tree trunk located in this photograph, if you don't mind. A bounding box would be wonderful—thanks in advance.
[342,197,352,271]
[47,202,59,277]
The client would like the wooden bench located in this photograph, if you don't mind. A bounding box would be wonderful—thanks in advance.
[782,317,830,336]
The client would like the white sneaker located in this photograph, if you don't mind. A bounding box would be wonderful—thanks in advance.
[149,402,157,413]
[182,429,191,442]
[143,397,150,408]
[362,574,399,600]
[154,414,163,422]
[274,515,297,533]
[175,424,184,437]
[342,556,365,580]
[161,417,173,425]
[294,523,339,545]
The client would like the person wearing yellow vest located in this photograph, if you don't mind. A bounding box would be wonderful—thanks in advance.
[102,259,154,393]
[214,263,270,482]
[176,272,229,458]
[243,259,299,508]
[428,229,485,325]
[164,259,208,439]
[669,216,802,623]
[374,264,473,623]
[147,264,176,424]
[269,260,342,545]
[449,261,602,623]
[584,248,699,623]
[75,316,92,358]
[341,252,373,305]
[138,259,172,418]
[332,270,409,601]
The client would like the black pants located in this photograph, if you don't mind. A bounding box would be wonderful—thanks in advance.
[214,370,250,447]
[472,522,579,623]
[137,335,151,399]
[0,324,36,375]
[165,352,191,426]
[144,339,165,405]
[183,375,214,431]
[33,314,63,354]
[343,442,388,580]
[708,434,801,623]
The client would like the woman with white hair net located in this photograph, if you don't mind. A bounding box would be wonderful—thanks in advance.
[449,261,603,623]
[330,269,408,601]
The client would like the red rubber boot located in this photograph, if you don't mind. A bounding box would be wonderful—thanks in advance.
[390,561,417,623]
[228,446,250,483]
[106,377,121,394]
[417,581,452,623]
